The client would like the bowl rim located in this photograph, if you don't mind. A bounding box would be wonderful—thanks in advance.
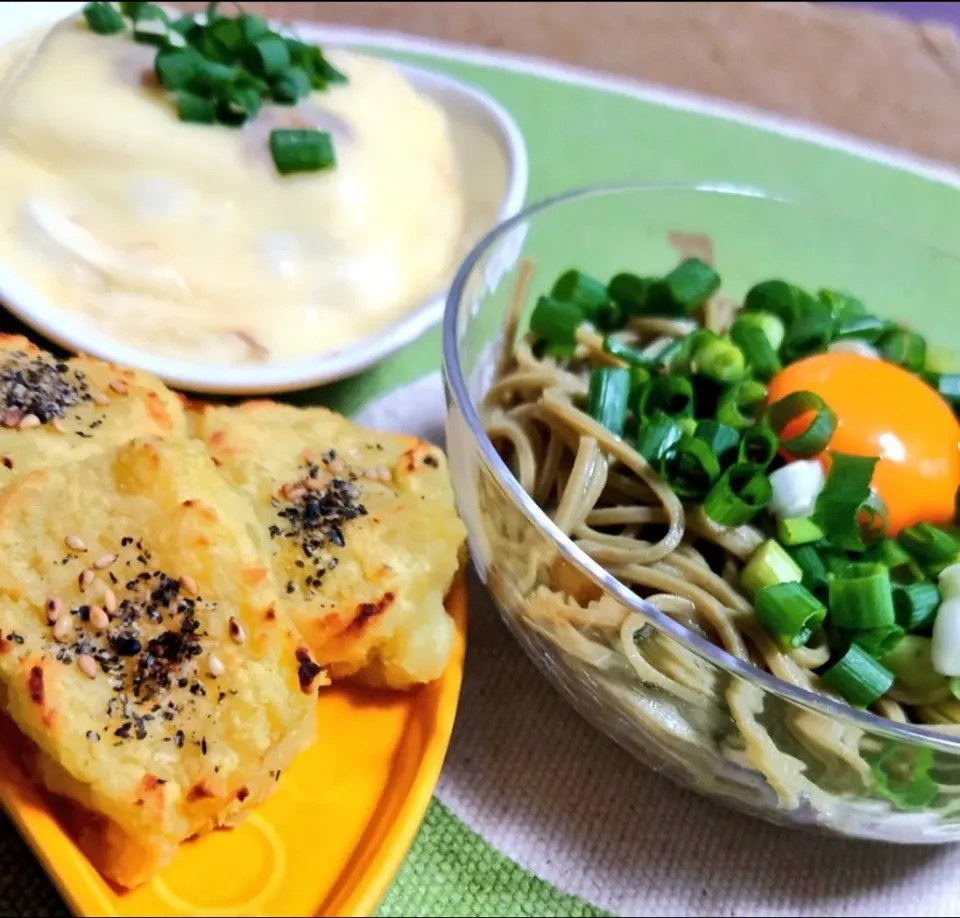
[0,57,530,395]
[441,178,960,754]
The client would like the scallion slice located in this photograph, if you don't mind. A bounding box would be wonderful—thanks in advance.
[924,346,957,375]
[635,412,683,464]
[879,328,927,372]
[731,310,785,352]
[828,562,895,630]
[741,539,803,597]
[608,273,655,316]
[755,581,826,648]
[83,1,126,34]
[272,66,313,104]
[636,376,695,423]
[216,83,263,126]
[176,91,216,124]
[765,391,836,458]
[247,34,292,77]
[737,423,779,468]
[703,463,772,525]
[239,14,271,44]
[694,420,740,466]
[716,379,767,430]
[832,314,893,343]
[603,337,653,367]
[742,280,799,326]
[587,367,631,438]
[729,318,780,380]
[881,635,945,690]
[777,516,825,546]
[690,335,745,384]
[899,523,959,566]
[821,643,894,707]
[528,295,583,348]
[780,294,833,363]
[866,741,938,811]
[850,624,905,659]
[892,582,940,633]
[551,270,620,330]
[660,437,721,501]
[647,258,720,315]
[813,452,879,551]
[819,288,866,324]
[155,47,201,91]
[788,544,829,596]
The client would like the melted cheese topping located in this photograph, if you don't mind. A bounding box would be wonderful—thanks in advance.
[0,18,466,366]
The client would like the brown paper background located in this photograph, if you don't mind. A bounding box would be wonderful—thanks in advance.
[177,1,960,166]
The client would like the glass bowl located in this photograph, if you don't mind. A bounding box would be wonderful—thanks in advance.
[440,181,960,843]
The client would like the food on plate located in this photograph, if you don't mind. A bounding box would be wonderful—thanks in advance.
[0,4,465,366]
[0,435,324,888]
[189,400,467,688]
[0,333,187,487]
[483,254,960,808]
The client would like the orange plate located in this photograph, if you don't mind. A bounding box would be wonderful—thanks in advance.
[0,572,468,918]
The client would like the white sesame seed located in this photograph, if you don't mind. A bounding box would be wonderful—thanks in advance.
[51,419,66,433]
[2,408,21,428]
[78,569,94,591]
[286,485,306,501]
[109,379,129,395]
[90,389,109,406]
[305,476,329,491]
[45,598,62,624]
[53,616,72,641]
[208,653,225,678]
[89,605,109,630]
[17,413,40,430]
[180,575,198,596]
[65,535,87,552]
[328,458,346,474]
[93,553,117,571]
[228,617,246,644]
[77,654,97,679]
[103,588,117,615]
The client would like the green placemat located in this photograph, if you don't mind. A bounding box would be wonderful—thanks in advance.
[2,22,960,918]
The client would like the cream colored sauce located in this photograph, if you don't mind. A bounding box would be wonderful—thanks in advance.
[0,17,466,365]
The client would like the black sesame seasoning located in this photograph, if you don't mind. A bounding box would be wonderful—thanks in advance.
[0,351,90,425]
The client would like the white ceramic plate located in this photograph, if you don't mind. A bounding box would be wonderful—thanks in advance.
[0,3,529,394]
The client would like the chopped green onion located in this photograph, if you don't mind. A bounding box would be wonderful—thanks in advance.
[780,295,833,363]
[636,376,695,423]
[755,581,826,648]
[871,538,918,576]
[239,14,271,44]
[603,337,653,367]
[528,295,583,348]
[892,583,941,633]
[247,35,292,77]
[765,391,836,458]
[587,368,631,438]
[651,336,687,370]
[731,310,785,352]
[703,463,772,526]
[216,83,263,126]
[176,91,216,124]
[83,1,126,34]
[924,345,956,375]
[647,258,720,316]
[821,643,894,707]
[850,624,905,659]
[788,544,830,596]
[729,317,780,380]
[551,270,620,330]
[690,335,745,384]
[819,288,867,324]
[878,328,926,372]
[741,539,803,597]
[120,1,146,17]
[272,66,313,104]
[170,13,201,40]
[777,516,825,546]
[716,379,767,430]
[737,423,779,468]
[155,47,201,91]
[607,273,654,316]
[635,412,683,464]
[828,562,895,630]
[813,452,878,551]
[629,365,651,398]
[866,741,938,811]
[832,314,893,343]
[899,523,959,566]
[660,437,721,501]
[694,420,740,466]
[133,14,171,46]
[742,280,800,326]
[881,635,945,690]
[936,373,960,409]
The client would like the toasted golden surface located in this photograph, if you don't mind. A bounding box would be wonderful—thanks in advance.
[0,436,323,888]
[190,401,466,688]
[0,334,187,488]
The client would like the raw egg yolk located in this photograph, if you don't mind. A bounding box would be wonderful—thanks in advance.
[766,352,960,536]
